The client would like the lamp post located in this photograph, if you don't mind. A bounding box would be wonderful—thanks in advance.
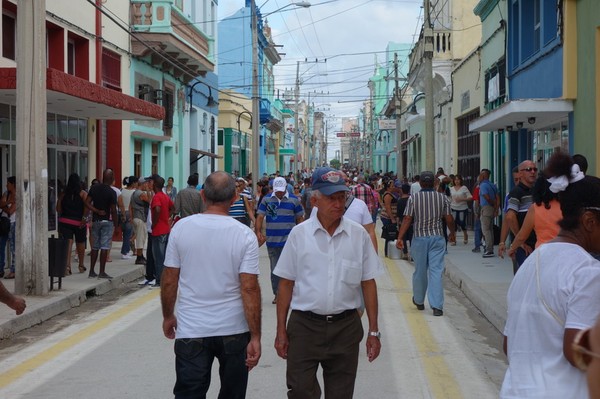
[188,80,218,174]
[237,111,252,176]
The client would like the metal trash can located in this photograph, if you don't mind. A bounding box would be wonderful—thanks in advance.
[49,235,68,290]
[387,240,402,260]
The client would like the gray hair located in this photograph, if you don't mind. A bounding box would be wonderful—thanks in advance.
[203,171,236,204]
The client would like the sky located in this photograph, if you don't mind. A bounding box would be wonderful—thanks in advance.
[219,0,423,156]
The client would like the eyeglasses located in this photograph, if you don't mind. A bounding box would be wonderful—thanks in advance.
[294,186,299,189]
[572,328,600,371]
[520,167,538,173]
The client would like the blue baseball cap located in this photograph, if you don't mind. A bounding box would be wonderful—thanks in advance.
[311,167,349,196]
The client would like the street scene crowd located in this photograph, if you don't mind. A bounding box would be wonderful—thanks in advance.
[1,153,600,398]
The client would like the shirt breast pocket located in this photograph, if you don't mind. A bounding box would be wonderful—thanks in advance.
[341,260,362,287]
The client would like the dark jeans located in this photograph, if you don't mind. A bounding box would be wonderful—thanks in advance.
[267,246,283,295]
[120,217,133,255]
[513,247,529,275]
[380,217,393,257]
[151,233,168,285]
[145,234,156,281]
[173,332,250,399]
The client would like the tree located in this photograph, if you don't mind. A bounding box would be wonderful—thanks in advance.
[330,159,341,169]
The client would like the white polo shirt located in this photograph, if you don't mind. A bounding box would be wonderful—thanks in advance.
[164,213,260,339]
[274,212,383,315]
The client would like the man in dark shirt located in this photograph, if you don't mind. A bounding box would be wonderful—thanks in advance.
[498,160,537,273]
[85,169,118,279]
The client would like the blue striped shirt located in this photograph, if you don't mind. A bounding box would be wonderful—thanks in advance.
[228,196,246,219]
[257,193,303,248]
[403,189,451,237]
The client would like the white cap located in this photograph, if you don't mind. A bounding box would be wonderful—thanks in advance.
[273,177,287,193]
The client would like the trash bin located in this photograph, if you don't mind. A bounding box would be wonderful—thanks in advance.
[49,235,68,290]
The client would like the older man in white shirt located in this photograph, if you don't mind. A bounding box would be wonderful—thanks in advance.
[274,167,383,399]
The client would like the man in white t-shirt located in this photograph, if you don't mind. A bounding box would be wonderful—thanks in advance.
[161,171,261,398]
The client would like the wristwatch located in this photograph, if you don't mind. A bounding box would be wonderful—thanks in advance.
[368,331,381,339]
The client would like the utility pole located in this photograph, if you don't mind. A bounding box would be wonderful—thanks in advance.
[294,60,300,178]
[16,0,48,295]
[250,0,260,196]
[424,0,435,171]
[393,53,403,178]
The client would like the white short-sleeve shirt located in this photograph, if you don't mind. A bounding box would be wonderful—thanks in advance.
[311,197,373,226]
[164,213,260,339]
[501,243,600,398]
[273,213,383,314]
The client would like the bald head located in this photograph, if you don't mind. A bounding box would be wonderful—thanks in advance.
[102,169,114,185]
[203,171,236,205]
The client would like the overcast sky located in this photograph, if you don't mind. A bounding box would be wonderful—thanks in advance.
[219,0,423,157]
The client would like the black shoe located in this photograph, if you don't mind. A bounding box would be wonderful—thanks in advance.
[135,257,146,265]
[471,247,481,253]
[97,273,113,279]
[412,297,425,311]
[482,251,494,258]
[88,271,98,278]
[432,308,443,316]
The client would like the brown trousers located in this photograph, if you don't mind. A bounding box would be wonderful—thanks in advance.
[286,310,364,399]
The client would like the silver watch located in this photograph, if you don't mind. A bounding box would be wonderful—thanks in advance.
[368,331,381,339]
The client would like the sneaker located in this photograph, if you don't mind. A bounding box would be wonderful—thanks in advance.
[472,247,481,253]
[138,278,154,286]
[482,251,495,258]
[97,273,113,279]
[121,254,133,260]
[88,271,98,278]
[150,282,160,288]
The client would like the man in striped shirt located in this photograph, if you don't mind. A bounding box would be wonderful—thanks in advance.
[396,171,456,316]
[255,177,304,304]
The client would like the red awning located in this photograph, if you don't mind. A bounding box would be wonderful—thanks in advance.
[0,68,164,121]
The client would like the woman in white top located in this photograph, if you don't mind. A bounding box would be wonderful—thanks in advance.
[118,176,137,260]
[501,152,600,399]
[449,175,472,245]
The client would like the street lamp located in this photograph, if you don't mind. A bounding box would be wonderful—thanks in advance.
[251,1,311,194]
[188,80,217,113]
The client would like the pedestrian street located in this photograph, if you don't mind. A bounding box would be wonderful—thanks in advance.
[0,237,505,398]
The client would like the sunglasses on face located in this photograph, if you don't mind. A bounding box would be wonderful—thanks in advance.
[520,167,538,173]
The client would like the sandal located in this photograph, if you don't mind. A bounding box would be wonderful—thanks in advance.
[78,265,87,273]
[66,266,72,276]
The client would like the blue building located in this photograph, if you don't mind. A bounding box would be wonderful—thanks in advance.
[217,1,283,177]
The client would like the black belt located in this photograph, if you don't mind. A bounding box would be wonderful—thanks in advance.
[294,309,357,323]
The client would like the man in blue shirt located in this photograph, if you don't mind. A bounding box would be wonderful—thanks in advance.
[479,169,499,258]
[255,177,304,304]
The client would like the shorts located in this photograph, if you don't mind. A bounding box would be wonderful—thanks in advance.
[91,220,114,250]
[58,221,87,244]
[133,218,147,249]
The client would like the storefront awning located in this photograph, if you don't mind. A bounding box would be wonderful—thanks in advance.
[400,133,420,146]
[0,68,164,121]
[190,148,222,159]
[469,99,573,132]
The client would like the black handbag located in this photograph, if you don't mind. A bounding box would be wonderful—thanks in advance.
[381,223,398,240]
[0,210,9,237]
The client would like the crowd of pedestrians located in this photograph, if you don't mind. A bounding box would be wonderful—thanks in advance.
[3,152,600,398]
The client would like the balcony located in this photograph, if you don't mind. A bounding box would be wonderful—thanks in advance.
[260,98,272,124]
[130,1,215,82]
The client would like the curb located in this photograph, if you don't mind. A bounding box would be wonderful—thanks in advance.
[0,266,144,339]
[444,257,507,333]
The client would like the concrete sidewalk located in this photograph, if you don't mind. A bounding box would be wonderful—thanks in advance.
[0,249,145,338]
[443,242,514,333]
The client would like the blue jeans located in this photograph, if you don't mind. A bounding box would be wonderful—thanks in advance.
[513,247,529,274]
[145,234,155,281]
[120,217,133,255]
[452,209,468,231]
[267,246,283,295]
[91,221,114,250]
[473,218,482,248]
[411,235,446,310]
[173,332,250,399]
[151,233,168,285]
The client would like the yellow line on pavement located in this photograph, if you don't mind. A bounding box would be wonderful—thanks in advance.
[383,257,463,399]
[0,289,160,389]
